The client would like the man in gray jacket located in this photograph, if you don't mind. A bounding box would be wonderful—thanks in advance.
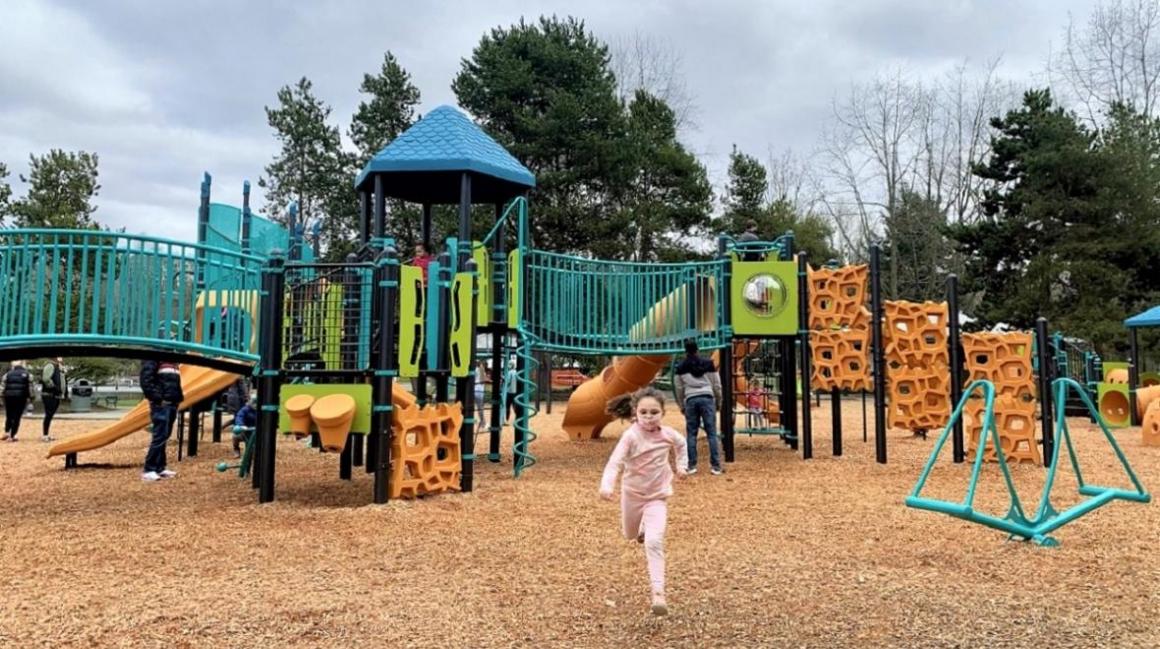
[674,339,724,475]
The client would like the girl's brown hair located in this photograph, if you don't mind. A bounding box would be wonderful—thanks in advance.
[605,386,667,420]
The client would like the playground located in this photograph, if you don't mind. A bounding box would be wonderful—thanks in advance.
[0,103,1157,647]
[0,403,1156,647]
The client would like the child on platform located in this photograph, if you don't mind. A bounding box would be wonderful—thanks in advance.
[599,387,688,616]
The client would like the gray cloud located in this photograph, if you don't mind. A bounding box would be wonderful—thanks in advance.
[1,0,1099,243]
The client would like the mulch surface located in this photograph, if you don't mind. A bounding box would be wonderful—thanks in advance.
[1,400,1157,648]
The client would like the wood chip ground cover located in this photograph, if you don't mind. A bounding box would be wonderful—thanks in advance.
[1,401,1157,647]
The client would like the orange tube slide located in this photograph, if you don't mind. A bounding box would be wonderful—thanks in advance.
[562,279,737,440]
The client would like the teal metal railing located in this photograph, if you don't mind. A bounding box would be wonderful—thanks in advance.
[907,378,1150,546]
[0,229,263,363]
[522,251,726,355]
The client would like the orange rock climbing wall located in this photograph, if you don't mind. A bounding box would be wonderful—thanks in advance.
[809,265,871,393]
[883,301,950,433]
[808,265,870,331]
[389,402,463,499]
[961,332,1040,465]
[811,329,870,392]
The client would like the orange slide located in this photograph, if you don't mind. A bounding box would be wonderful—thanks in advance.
[561,280,719,440]
[47,365,243,458]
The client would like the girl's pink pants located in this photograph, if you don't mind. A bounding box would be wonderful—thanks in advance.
[621,493,668,595]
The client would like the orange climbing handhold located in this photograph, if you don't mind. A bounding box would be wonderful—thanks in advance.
[284,394,316,439]
[310,393,357,453]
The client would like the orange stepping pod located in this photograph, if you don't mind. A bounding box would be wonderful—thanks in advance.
[311,394,357,453]
[284,394,316,439]
[1136,385,1160,415]
[1143,401,1160,447]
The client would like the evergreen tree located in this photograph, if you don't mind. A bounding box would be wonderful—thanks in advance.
[881,190,950,300]
[950,89,1160,351]
[259,77,355,260]
[11,150,101,229]
[0,162,11,223]
[349,52,426,254]
[350,52,422,165]
[722,146,837,264]
[721,146,768,233]
[452,16,633,255]
[617,89,713,261]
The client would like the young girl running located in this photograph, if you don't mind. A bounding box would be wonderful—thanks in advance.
[599,387,688,616]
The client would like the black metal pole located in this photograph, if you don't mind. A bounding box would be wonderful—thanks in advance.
[1129,327,1141,426]
[358,191,370,246]
[241,180,253,255]
[185,406,200,458]
[257,253,286,503]
[371,245,399,503]
[339,435,353,481]
[461,258,479,492]
[870,245,888,464]
[489,205,507,462]
[352,433,363,467]
[785,337,799,450]
[373,176,385,244]
[947,274,965,463]
[831,390,842,456]
[718,236,735,462]
[1035,317,1054,467]
[421,203,433,250]
[435,250,452,403]
[196,173,210,287]
[798,252,813,459]
[212,406,223,444]
[862,390,868,443]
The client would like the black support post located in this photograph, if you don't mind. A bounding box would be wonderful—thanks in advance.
[947,275,965,463]
[186,407,200,458]
[241,180,253,255]
[798,252,813,459]
[256,253,286,503]
[212,406,223,444]
[718,236,735,462]
[1036,318,1054,467]
[371,245,399,504]
[489,204,507,463]
[460,259,479,492]
[1129,327,1141,426]
[870,245,888,464]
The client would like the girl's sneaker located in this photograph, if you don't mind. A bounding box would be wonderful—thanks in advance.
[158,469,177,479]
[650,593,668,616]
[141,471,161,481]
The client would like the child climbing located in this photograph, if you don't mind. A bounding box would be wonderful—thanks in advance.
[599,386,688,617]
[230,395,258,458]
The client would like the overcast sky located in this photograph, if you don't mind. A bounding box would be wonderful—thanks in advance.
[0,0,1101,242]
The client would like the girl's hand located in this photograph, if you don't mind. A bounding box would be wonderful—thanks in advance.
[599,489,614,501]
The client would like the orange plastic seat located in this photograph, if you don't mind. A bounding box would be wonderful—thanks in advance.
[310,394,357,453]
[284,394,316,439]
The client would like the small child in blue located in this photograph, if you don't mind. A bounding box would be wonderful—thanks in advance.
[231,396,258,457]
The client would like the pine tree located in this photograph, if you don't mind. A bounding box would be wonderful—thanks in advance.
[350,52,421,165]
[11,150,101,229]
[259,77,355,260]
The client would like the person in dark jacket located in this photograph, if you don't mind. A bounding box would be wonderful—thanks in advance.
[674,340,724,475]
[229,395,258,458]
[737,220,762,262]
[139,360,184,481]
[40,357,64,442]
[2,360,33,442]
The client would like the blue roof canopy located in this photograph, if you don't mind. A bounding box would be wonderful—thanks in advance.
[354,105,535,204]
[1125,305,1160,329]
